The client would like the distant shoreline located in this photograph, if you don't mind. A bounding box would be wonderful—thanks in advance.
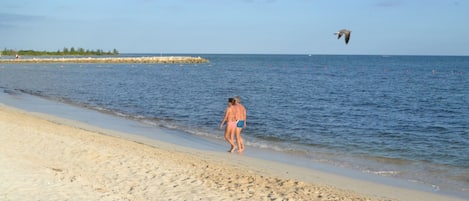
[0,56,209,64]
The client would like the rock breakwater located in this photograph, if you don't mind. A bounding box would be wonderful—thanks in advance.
[0,56,209,64]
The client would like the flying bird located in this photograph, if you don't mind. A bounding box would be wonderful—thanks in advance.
[334,29,351,45]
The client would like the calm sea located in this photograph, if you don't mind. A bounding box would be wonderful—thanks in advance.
[1,54,468,196]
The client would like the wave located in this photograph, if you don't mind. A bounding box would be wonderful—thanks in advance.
[362,170,401,177]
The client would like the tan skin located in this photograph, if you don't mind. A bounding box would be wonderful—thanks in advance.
[219,99,237,152]
[233,100,246,153]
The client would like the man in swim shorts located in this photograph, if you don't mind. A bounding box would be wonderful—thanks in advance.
[233,96,246,153]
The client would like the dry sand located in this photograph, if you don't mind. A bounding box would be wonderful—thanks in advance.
[0,104,464,201]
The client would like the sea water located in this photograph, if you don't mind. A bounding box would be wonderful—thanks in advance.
[1,54,468,197]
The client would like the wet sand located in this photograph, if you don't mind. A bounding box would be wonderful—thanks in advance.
[0,103,465,201]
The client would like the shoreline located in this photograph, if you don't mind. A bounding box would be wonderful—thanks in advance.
[0,56,209,64]
[0,92,466,200]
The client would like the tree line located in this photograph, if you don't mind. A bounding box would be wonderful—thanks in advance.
[1,47,119,56]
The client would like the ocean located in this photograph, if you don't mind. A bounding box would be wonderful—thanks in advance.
[1,54,468,197]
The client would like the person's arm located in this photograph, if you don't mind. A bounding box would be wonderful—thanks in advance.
[219,108,229,129]
[243,106,247,128]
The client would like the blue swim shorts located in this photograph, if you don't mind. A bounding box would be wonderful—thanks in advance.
[236,120,245,128]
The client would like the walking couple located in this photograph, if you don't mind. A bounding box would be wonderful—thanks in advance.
[219,96,246,153]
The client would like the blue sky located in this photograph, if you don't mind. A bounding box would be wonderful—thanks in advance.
[1,0,468,55]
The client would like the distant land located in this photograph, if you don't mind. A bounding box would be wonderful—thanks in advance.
[0,56,209,64]
[0,48,209,64]
[1,47,119,56]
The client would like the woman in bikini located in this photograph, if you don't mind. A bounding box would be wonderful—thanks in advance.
[219,98,237,152]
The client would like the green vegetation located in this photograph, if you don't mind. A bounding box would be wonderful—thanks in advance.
[2,47,119,56]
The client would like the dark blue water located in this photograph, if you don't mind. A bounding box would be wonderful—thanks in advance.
[1,54,468,196]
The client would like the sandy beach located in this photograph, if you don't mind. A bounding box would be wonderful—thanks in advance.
[0,103,464,201]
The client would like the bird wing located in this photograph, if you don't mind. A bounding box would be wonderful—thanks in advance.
[344,32,350,44]
[337,32,343,39]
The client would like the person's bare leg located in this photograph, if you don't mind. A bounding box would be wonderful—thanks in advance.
[229,130,237,153]
[235,128,245,153]
[225,127,236,152]
[240,136,244,151]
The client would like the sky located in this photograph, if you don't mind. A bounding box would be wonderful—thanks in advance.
[1,0,468,55]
